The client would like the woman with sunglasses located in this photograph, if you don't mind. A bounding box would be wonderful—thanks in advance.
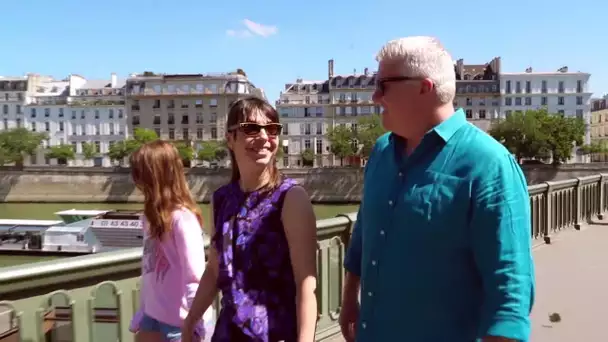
[182,97,318,342]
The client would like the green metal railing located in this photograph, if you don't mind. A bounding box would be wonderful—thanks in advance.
[0,174,607,342]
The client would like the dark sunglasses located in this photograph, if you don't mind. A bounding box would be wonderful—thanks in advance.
[376,76,423,94]
[228,122,283,136]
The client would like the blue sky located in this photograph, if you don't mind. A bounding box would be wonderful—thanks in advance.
[1,0,605,102]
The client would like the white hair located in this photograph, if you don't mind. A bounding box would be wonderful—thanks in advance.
[376,36,456,104]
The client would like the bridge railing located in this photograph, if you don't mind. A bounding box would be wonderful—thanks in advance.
[0,174,606,342]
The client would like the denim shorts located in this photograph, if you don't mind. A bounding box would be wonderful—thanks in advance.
[139,314,187,341]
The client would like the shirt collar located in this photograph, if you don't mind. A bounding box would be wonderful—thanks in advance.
[432,108,467,143]
[389,108,468,147]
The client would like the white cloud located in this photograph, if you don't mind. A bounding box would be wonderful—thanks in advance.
[226,19,278,38]
[225,29,253,38]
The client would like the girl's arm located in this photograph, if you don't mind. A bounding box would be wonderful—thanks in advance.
[282,186,318,342]
[183,203,220,330]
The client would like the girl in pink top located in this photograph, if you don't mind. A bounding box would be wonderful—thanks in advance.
[129,140,214,342]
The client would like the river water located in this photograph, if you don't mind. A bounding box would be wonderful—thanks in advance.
[0,202,359,267]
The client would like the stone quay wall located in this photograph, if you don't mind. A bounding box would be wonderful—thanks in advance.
[0,164,607,203]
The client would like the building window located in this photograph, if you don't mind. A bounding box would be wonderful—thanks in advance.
[316,139,323,154]
[558,97,565,106]
[576,96,583,105]
[541,97,547,106]
[479,110,486,119]
[465,110,472,119]
[525,97,532,106]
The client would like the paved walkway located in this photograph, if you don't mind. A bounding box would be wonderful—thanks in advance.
[328,222,608,341]
[530,220,608,341]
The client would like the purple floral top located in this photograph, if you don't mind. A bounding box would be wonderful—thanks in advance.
[211,177,299,342]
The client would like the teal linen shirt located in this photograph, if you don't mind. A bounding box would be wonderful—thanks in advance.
[344,109,535,341]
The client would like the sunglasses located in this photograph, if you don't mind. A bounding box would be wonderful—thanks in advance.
[376,76,424,94]
[228,122,283,136]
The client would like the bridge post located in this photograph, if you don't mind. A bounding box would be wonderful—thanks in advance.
[598,174,605,220]
[574,178,583,230]
[543,182,552,244]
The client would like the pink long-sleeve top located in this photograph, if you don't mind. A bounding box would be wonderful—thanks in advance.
[139,208,208,328]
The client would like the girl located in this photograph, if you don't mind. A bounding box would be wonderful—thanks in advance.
[182,97,318,342]
[129,140,214,342]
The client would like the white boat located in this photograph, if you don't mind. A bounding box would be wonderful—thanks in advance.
[0,209,144,254]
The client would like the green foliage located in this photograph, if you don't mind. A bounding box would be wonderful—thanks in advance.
[173,141,195,166]
[107,141,130,165]
[133,128,159,144]
[300,148,315,167]
[489,109,586,164]
[81,142,97,160]
[0,128,48,167]
[197,140,226,163]
[579,142,608,155]
[106,128,159,165]
[327,124,357,165]
[352,114,386,158]
[46,144,75,164]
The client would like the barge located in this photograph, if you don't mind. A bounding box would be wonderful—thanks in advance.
[0,209,144,255]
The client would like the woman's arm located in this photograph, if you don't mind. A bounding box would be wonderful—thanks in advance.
[282,185,318,342]
[184,202,220,329]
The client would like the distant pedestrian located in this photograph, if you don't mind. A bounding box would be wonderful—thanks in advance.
[339,36,536,342]
[182,97,318,342]
[129,140,214,342]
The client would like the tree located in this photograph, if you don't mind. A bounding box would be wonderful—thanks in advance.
[544,114,586,164]
[489,109,586,164]
[132,127,159,144]
[46,144,75,165]
[489,110,549,163]
[327,124,357,166]
[81,142,97,164]
[0,128,47,168]
[197,140,228,165]
[173,141,194,167]
[107,141,130,166]
[300,148,315,167]
[353,114,386,159]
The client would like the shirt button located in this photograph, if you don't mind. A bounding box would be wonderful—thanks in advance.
[362,322,367,329]
[368,291,373,297]
[380,230,385,235]
[371,260,377,266]
[398,172,403,177]
[388,200,393,206]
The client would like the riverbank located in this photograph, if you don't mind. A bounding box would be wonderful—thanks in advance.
[0,167,365,203]
[1,164,607,203]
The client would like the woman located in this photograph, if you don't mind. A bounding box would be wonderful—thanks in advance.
[183,97,318,342]
[129,140,214,341]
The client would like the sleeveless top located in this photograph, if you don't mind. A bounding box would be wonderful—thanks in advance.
[211,177,299,342]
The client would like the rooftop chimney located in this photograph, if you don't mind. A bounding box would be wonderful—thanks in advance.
[328,59,334,79]
[110,73,117,88]
[525,67,532,73]
[364,67,369,75]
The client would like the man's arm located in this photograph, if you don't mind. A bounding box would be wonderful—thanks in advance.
[344,207,363,285]
[470,154,535,341]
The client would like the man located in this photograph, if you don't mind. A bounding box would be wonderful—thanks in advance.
[339,36,535,342]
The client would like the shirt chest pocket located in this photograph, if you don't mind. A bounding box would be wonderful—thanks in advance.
[400,171,468,230]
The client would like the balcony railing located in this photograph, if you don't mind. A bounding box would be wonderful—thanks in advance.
[0,175,607,341]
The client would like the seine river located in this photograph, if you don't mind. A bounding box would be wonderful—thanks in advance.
[0,202,359,267]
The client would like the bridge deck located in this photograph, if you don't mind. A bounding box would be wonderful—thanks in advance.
[530,220,608,341]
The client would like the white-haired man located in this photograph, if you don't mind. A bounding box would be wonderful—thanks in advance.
[340,36,535,342]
